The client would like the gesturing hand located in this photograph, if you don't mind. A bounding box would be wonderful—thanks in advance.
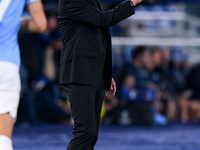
[106,78,116,98]
[130,0,144,6]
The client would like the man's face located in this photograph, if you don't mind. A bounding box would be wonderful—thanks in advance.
[141,50,153,70]
[152,51,162,67]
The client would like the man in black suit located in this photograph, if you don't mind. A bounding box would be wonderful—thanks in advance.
[58,0,143,149]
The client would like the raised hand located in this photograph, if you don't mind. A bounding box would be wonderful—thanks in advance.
[130,0,144,6]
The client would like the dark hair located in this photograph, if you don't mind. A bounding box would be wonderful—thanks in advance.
[131,46,148,59]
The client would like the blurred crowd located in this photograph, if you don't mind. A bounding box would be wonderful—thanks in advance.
[111,45,200,126]
[16,1,200,126]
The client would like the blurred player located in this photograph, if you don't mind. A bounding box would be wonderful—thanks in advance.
[0,0,47,149]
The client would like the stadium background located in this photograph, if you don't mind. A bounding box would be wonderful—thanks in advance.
[14,0,200,149]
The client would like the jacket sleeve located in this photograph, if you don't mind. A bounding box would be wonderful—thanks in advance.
[58,0,135,28]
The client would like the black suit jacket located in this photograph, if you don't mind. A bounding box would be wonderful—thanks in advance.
[58,0,135,90]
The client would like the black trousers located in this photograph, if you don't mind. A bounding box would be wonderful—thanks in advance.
[63,82,105,150]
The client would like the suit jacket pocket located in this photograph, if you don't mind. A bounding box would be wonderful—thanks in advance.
[73,49,102,86]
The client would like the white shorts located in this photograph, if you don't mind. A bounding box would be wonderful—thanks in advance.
[0,62,21,119]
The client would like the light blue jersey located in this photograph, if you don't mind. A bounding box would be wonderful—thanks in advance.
[0,0,39,67]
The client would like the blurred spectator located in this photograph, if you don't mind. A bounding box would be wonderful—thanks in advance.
[124,46,153,88]
[43,31,62,81]
[17,64,37,124]
[33,10,58,82]
[168,47,190,121]
[186,63,200,122]
[35,81,71,123]
[17,6,67,124]
[102,96,119,124]
[120,47,157,125]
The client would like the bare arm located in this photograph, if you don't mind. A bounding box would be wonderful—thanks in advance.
[20,1,47,33]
